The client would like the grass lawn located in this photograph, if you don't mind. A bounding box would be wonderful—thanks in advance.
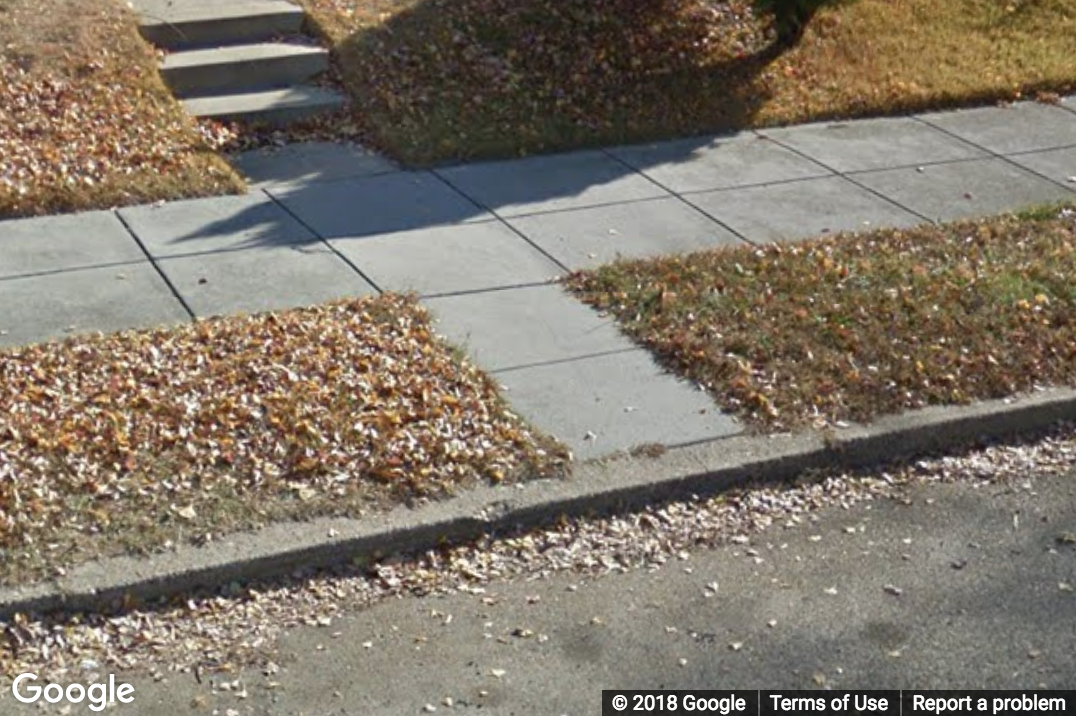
[0,295,565,585]
[0,0,244,218]
[297,0,1076,164]
[567,205,1076,432]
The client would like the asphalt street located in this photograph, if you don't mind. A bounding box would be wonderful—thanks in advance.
[101,468,1076,715]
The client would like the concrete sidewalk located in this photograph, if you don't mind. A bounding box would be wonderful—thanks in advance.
[1,98,1074,459]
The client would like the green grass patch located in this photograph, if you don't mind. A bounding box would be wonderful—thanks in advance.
[567,205,1076,431]
[0,295,566,585]
[296,0,1076,164]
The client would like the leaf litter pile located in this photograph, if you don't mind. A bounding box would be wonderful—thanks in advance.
[299,0,772,162]
[295,0,1076,164]
[0,295,565,585]
[569,206,1076,432]
[0,0,243,218]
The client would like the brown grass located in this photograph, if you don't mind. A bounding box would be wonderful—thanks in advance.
[759,0,1076,123]
[0,0,244,218]
[295,0,1076,164]
[0,295,566,585]
[568,205,1076,432]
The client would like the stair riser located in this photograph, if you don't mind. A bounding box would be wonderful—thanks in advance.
[163,53,329,98]
[140,12,304,50]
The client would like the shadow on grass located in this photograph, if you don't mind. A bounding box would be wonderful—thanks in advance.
[755,0,852,49]
[126,1,848,254]
[319,0,845,164]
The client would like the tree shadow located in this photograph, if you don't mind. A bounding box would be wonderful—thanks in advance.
[321,0,846,165]
[754,0,851,49]
[168,0,855,253]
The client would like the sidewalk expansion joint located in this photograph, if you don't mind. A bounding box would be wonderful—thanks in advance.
[598,146,755,247]
[1006,142,1076,156]
[0,258,151,284]
[417,278,564,301]
[114,211,197,321]
[130,242,334,264]
[758,136,937,226]
[488,346,644,375]
[428,170,574,275]
[840,153,1013,177]
[911,115,1076,195]
[260,189,384,293]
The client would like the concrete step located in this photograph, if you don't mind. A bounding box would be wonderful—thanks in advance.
[134,0,305,50]
[161,43,330,98]
[182,85,346,126]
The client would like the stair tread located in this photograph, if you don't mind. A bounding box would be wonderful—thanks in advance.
[161,42,327,71]
[133,0,302,26]
[182,85,345,118]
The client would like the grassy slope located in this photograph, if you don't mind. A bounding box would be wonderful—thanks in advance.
[759,0,1076,123]
[297,0,1076,164]
[0,0,243,218]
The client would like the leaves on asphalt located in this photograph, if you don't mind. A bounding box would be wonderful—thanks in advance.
[4,421,1075,681]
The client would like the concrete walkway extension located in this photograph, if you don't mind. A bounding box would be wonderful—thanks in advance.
[129,0,345,125]
[1,99,1075,461]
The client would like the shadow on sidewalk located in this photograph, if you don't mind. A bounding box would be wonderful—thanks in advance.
[162,0,853,251]
[326,0,805,163]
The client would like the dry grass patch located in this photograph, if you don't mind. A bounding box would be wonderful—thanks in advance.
[0,0,243,218]
[568,205,1076,432]
[0,295,565,586]
[295,0,1076,164]
[763,0,1076,121]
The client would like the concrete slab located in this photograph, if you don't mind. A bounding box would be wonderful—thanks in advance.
[1061,95,1076,115]
[607,133,831,194]
[436,150,667,218]
[918,102,1076,155]
[507,197,744,270]
[161,42,329,98]
[181,85,346,126]
[133,0,304,50]
[119,193,316,258]
[760,116,985,173]
[0,264,188,349]
[854,158,1076,223]
[684,176,924,244]
[0,211,145,279]
[423,284,629,372]
[494,350,740,460]
[130,0,299,20]
[1007,147,1076,188]
[329,222,562,297]
[230,142,397,189]
[158,245,376,318]
[269,171,488,239]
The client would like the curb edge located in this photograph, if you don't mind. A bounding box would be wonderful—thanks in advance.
[3,387,1075,620]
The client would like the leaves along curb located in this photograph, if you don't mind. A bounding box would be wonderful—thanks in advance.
[4,385,1076,620]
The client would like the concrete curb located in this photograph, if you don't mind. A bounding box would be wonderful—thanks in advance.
[3,386,1076,620]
